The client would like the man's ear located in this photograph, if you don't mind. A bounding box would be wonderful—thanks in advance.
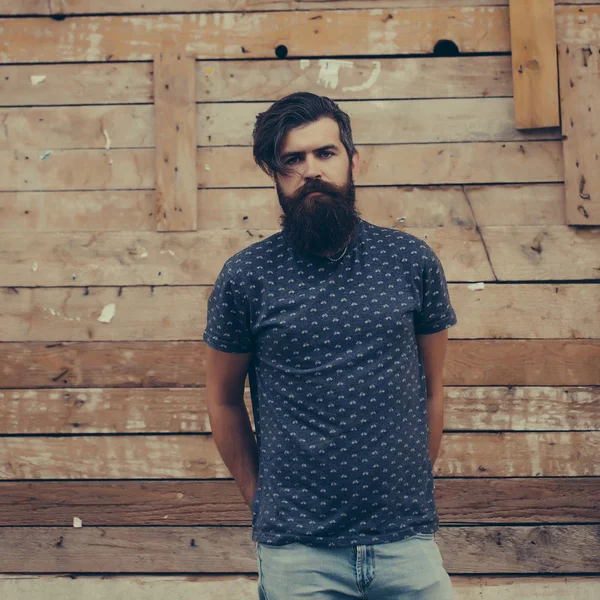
[351,151,360,178]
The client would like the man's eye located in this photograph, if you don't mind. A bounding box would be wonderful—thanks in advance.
[320,151,333,158]
[286,157,299,165]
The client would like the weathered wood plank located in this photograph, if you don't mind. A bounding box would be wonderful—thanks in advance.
[0,525,598,573]
[0,6,595,63]
[0,56,513,106]
[0,99,561,152]
[558,42,600,225]
[197,142,564,188]
[509,0,560,129]
[0,228,487,285]
[1,284,598,341]
[195,99,558,146]
[0,184,573,234]
[1,340,598,388]
[0,184,566,233]
[0,432,598,479]
[0,8,513,63]
[0,574,598,600]
[1,386,596,434]
[3,226,597,285]
[1,575,599,600]
[0,142,564,191]
[154,49,197,231]
[0,478,597,525]
[1,0,599,16]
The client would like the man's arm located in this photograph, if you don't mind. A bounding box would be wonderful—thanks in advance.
[416,329,449,467]
[205,346,258,509]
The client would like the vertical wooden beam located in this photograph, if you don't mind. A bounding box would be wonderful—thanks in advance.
[558,43,600,225]
[509,0,560,130]
[154,48,197,231]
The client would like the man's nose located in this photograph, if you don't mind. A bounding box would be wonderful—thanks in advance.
[303,155,323,180]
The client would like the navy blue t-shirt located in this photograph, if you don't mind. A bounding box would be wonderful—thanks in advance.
[203,218,457,547]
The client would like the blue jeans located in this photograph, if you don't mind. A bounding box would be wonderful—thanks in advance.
[254,533,455,599]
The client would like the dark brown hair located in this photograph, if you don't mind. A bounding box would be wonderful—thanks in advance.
[252,92,356,178]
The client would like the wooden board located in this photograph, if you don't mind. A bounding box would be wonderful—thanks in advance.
[0,184,568,233]
[0,142,564,191]
[0,575,598,600]
[197,143,564,187]
[0,99,560,151]
[1,340,598,387]
[0,1,598,16]
[509,0,560,129]
[154,49,197,231]
[0,525,597,573]
[558,42,600,224]
[0,56,514,106]
[1,386,597,434]
[0,478,597,525]
[0,432,598,479]
[0,8,513,63]
[0,5,596,63]
[1,284,599,340]
[1,225,597,284]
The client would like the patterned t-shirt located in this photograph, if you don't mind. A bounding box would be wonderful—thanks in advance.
[203,218,457,548]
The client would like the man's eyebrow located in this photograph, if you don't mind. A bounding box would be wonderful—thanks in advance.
[280,144,339,160]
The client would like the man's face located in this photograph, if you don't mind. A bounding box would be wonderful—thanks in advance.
[274,117,361,257]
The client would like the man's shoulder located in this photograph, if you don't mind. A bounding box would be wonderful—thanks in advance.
[365,221,433,256]
[221,230,285,279]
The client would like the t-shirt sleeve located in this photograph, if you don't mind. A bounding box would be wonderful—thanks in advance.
[203,261,253,353]
[413,245,458,335]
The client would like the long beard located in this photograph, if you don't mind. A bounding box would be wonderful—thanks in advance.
[277,168,361,256]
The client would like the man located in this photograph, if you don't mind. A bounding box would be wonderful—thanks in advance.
[203,92,457,599]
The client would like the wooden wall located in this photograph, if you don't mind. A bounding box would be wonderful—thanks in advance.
[0,1,599,598]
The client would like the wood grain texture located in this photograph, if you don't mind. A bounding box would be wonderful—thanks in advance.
[0,432,598,479]
[0,142,564,191]
[3,225,597,284]
[0,478,597,525]
[0,56,513,106]
[1,386,597,434]
[0,525,597,573]
[1,340,598,387]
[1,284,599,341]
[0,8,513,63]
[509,0,560,129]
[1,0,598,15]
[0,575,598,600]
[0,5,596,63]
[0,184,568,232]
[0,99,561,151]
[558,42,600,224]
[154,49,197,232]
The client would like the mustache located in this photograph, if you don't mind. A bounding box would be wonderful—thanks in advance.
[293,179,341,200]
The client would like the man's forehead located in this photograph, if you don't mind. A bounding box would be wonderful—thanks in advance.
[280,118,341,153]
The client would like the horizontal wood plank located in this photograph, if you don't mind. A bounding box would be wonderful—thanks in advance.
[0,8,513,63]
[0,56,513,106]
[1,1,599,17]
[1,284,598,341]
[1,386,597,434]
[0,574,598,600]
[0,478,597,525]
[0,525,597,573]
[1,340,598,387]
[0,432,598,479]
[0,99,561,152]
[0,142,564,191]
[198,142,564,187]
[0,184,568,233]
